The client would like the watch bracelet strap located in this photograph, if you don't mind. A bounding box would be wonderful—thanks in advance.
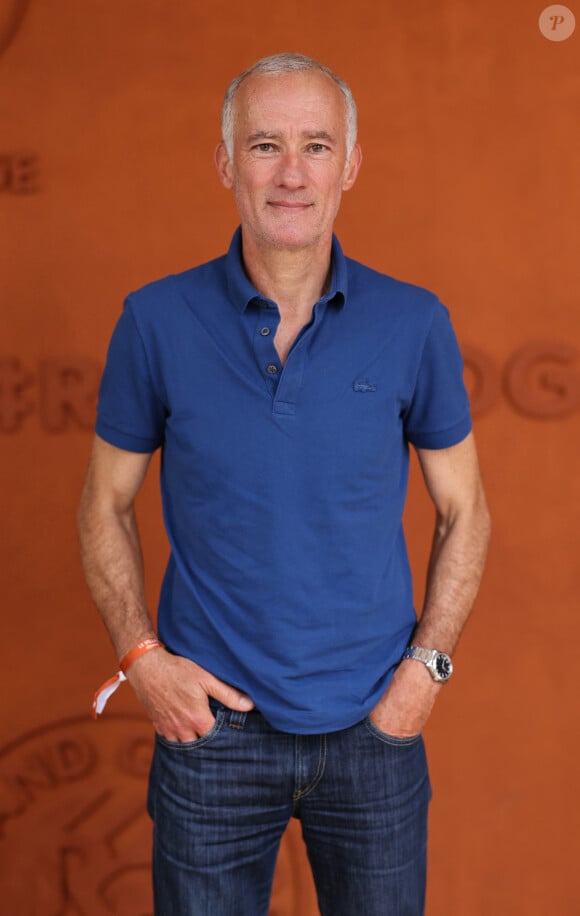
[404,646,437,664]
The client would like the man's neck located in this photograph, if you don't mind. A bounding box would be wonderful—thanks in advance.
[241,232,332,321]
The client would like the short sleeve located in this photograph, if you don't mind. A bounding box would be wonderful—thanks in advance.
[95,297,166,453]
[403,301,472,449]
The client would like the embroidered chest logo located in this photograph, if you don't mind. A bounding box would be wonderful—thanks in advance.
[353,379,377,393]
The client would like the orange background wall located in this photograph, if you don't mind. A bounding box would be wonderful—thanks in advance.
[1,2,578,914]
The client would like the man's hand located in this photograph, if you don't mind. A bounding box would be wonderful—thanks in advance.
[126,648,254,742]
[369,659,441,738]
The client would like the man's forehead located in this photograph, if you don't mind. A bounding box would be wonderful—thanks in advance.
[231,73,347,147]
[234,69,344,117]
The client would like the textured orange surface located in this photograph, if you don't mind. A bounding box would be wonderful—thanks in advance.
[1,2,578,913]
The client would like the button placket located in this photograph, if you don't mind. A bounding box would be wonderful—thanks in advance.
[252,304,280,389]
[271,300,326,415]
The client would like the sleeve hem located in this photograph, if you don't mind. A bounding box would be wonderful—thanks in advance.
[406,414,472,450]
[95,418,162,453]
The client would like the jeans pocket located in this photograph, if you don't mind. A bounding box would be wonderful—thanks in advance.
[156,709,226,751]
[363,715,422,747]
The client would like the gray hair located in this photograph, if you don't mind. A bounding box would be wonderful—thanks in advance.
[221,52,358,161]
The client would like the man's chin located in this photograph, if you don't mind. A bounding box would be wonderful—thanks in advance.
[258,225,323,251]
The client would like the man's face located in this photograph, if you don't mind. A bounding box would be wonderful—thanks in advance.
[216,69,362,252]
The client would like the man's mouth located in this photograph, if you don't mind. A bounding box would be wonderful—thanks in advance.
[267,200,312,209]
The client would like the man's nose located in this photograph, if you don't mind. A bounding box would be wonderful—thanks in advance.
[274,153,306,189]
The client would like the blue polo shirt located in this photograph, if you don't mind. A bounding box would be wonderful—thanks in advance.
[96,228,472,733]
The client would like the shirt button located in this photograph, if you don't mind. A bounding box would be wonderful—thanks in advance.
[266,364,278,375]
[260,327,271,336]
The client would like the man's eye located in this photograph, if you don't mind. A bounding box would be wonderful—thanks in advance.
[308,144,328,153]
[255,143,275,152]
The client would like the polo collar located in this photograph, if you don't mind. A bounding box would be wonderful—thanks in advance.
[225,226,348,313]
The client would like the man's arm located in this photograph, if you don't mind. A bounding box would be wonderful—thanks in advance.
[77,435,254,741]
[370,431,491,737]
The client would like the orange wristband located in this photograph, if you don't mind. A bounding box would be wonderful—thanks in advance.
[92,637,164,720]
[119,637,164,674]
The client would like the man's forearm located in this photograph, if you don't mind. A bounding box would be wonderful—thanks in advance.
[370,502,490,737]
[77,498,156,658]
[413,494,491,653]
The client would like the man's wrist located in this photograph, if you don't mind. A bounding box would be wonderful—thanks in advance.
[119,637,165,674]
[92,637,166,719]
[402,645,454,683]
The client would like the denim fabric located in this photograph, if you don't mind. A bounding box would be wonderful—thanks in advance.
[148,702,431,915]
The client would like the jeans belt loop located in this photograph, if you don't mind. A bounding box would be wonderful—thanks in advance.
[227,709,248,730]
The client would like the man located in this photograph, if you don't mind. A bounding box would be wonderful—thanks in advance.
[78,53,490,916]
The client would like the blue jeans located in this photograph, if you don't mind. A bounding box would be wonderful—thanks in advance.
[148,701,431,915]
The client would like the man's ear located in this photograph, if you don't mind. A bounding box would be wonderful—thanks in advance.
[215,142,234,189]
[342,143,363,192]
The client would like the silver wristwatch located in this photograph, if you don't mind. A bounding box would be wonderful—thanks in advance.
[403,645,453,683]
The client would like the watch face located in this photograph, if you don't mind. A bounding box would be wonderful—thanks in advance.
[435,653,453,680]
